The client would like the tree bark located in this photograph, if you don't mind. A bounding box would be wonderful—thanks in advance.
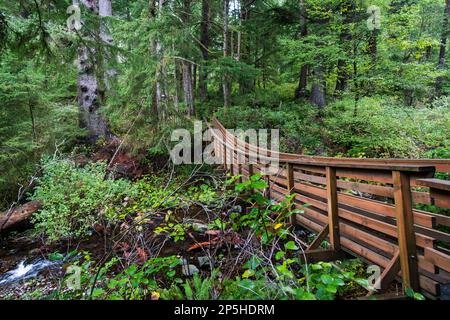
[335,0,356,94]
[439,0,450,68]
[182,61,195,116]
[223,0,231,109]
[149,0,160,122]
[238,0,253,95]
[199,0,210,99]
[181,0,194,116]
[99,0,115,90]
[310,66,326,108]
[76,0,110,142]
[295,1,308,99]
[0,201,42,232]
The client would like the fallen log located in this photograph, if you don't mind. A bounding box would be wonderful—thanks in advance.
[0,201,42,232]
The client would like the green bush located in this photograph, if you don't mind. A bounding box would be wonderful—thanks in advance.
[324,96,450,158]
[31,158,132,242]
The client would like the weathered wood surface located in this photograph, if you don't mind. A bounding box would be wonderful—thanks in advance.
[0,201,42,232]
[210,118,450,298]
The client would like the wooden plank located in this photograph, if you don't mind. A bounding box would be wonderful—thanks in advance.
[424,247,450,273]
[417,179,450,192]
[294,170,432,205]
[307,224,329,251]
[393,170,420,292]
[336,192,435,229]
[287,163,295,225]
[430,189,450,209]
[379,252,401,290]
[222,134,227,171]
[271,182,436,248]
[295,202,436,274]
[289,159,436,173]
[300,249,346,263]
[273,176,436,229]
[294,213,440,296]
[326,167,341,251]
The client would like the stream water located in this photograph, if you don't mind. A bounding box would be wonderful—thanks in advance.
[0,258,61,287]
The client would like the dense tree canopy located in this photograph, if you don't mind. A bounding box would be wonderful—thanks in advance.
[0,0,449,207]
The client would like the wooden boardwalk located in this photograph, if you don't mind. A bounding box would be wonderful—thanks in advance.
[210,118,450,299]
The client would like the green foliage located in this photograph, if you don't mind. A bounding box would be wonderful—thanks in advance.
[229,174,300,244]
[160,271,219,300]
[185,184,219,205]
[31,158,132,242]
[105,256,182,300]
[0,50,81,209]
[405,287,426,300]
[325,96,450,158]
[231,257,368,300]
[126,176,181,214]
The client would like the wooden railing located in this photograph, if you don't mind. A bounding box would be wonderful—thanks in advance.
[210,118,450,299]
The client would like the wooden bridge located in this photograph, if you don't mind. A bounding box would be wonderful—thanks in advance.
[209,118,450,299]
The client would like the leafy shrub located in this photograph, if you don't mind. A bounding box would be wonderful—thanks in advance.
[324,96,450,158]
[31,158,132,241]
[215,103,322,155]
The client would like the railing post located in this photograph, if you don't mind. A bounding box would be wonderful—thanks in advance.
[248,163,254,179]
[392,170,420,292]
[222,133,227,172]
[248,163,254,194]
[326,166,340,251]
[286,163,296,225]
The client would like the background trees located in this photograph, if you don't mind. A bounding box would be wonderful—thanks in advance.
[0,0,449,208]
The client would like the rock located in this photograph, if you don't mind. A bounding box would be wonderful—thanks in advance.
[181,259,199,276]
[183,219,208,233]
[197,256,214,269]
[28,248,41,256]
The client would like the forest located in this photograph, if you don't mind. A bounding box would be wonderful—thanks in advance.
[0,0,449,302]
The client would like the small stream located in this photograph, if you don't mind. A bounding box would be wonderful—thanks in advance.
[0,258,62,287]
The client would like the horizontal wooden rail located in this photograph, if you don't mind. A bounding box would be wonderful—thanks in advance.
[210,118,450,299]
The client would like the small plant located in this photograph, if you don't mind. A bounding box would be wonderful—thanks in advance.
[155,222,187,242]
[160,271,219,300]
[186,184,219,205]
[154,211,187,242]
[405,287,425,300]
[230,173,302,244]
[31,158,132,242]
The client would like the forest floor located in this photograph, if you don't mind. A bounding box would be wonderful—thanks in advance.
[0,146,399,300]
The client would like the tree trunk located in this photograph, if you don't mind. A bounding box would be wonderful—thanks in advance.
[0,201,42,232]
[199,0,210,99]
[181,0,194,116]
[295,2,308,99]
[223,0,231,109]
[335,0,356,95]
[310,66,326,108]
[77,0,110,142]
[149,0,159,122]
[238,0,253,95]
[182,61,194,116]
[368,30,379,67]
[439,0,450,68]
[99,0,115,90]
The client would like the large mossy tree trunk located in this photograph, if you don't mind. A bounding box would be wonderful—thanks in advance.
[77,0,110,142]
